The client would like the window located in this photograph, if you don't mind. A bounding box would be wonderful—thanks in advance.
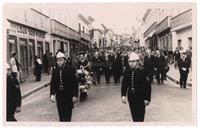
[188,37,192,48]
[177,39,182,48]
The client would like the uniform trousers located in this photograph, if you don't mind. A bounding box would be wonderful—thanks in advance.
[127,92,145,122]
[56,92,73,122]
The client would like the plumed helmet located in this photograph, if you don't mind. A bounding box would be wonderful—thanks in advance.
[56,51,65,59]
[180,50,186,54]
[128,52,140,61]
[7,63,10,69]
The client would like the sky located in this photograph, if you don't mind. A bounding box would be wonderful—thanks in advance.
[65,3,146,34]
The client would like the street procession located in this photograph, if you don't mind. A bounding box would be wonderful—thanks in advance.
[4,3,195,125]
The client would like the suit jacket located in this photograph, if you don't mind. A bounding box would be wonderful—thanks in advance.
[178,58,191,74]
[144,55,154,74]
[121,67,151,102]
[112,54,123,70]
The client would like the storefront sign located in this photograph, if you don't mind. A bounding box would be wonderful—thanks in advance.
[10,23,45,38]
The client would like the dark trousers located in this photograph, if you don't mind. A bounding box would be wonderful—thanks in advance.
[56,94,72,122]
[7,109,17,121]
[156,69,165,84]
[112,69,122,83]
[180,72,188,88]
[128,93,145,122]
[35,70,41,81]
[104,69,111,83]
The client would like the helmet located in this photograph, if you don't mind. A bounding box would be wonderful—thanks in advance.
[180,50,186,54]
[6,63,10,69]
[128,52,140,61]
[56,52,65,59]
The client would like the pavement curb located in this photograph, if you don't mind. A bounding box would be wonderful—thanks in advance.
[22,82,50,99]
[166,74,192,87]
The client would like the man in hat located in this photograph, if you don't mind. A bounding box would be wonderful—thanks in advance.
[178,51,191,88]
[50,51,78,121]
[6,63,21,121]
[10,52,20,81]
[121,52,151,122]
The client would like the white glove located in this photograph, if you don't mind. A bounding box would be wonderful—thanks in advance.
[16,106,21,113]
[121,96,127,104]
[72,97,78,103]
[182,68,187,71]
[144,100,150,106]
[50,95,56,102]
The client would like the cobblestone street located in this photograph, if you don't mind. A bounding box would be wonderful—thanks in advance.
[15,80,192,123]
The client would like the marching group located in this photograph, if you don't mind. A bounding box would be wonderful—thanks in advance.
[6,46,192,122]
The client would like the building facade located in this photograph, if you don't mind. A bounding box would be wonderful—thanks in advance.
[170,9,192,51]
[142,7,192,51]
[5,6,50,77]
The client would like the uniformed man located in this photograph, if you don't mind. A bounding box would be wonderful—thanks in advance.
[121,52,151,122]
[50,51,78,122]
[178,51,191,88]
[6,63,21,121]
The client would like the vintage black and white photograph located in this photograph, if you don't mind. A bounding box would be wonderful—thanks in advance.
[2,2,197,126]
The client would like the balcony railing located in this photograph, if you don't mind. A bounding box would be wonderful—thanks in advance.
[51,19,80,42]
[171,9,192,29]
[80,31,91,42]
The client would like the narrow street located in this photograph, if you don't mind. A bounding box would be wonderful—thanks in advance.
[15,80,192,122]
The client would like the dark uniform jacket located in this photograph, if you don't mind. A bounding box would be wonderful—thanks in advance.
[121,68,151,102]
[50,65,78,105]
[178,58,191,74]
[7,76,21,119]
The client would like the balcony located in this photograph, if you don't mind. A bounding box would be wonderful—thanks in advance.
[156,16,171,34]
[51,19,69,39]
[171,9,192,29]
[51,19,80,42]
[80,32,91,42]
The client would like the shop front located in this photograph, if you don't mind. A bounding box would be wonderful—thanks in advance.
[7,21,47,77]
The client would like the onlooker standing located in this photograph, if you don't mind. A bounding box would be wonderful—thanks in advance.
[178,51,191,88]
[10,52,20,81]
[6,63,21,121]
[34,56,43,81]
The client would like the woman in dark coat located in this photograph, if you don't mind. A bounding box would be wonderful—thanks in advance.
[34,56,43,81]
